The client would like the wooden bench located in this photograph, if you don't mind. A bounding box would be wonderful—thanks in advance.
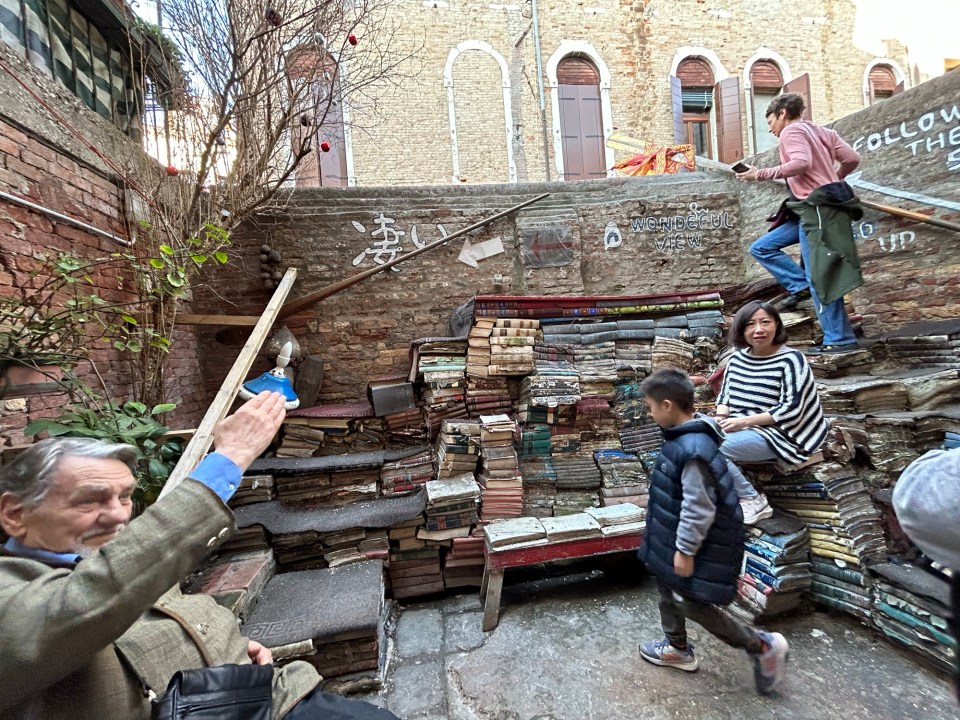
[480,532,643,631]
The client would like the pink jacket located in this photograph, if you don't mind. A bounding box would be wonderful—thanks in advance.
[755,121,860,199]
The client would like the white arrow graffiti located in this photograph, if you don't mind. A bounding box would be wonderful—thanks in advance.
[846,172,960,213]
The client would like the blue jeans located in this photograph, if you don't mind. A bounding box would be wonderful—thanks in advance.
[719,429,778,498]
[749,220,856,346]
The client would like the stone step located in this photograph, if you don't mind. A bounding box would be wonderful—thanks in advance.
[241,560,388,689]
[182,549,277,621]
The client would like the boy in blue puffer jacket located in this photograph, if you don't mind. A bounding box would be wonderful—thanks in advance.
[637,368,789,695]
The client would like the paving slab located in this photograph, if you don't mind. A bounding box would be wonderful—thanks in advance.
[377,568,959,720]
[385,659,446,718]
[395,607,444,658]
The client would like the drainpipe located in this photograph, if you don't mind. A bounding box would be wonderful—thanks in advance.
[0,190,133,246]
[531,0,551,181]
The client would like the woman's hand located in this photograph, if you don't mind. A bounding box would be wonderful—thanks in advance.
[718,415,753,433]
[736,166,760,182]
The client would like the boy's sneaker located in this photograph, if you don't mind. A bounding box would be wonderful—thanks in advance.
[740,494,774,525]
[639,638,699,672]
[752,631,789,694]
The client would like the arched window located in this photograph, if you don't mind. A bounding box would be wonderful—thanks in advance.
[676,57,716,158]
[868,64,898,105]
[556,56,605,181]
[749,59,784,153]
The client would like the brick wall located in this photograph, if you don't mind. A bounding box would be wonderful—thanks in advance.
[340,0,915,187]
[0,49,206,446]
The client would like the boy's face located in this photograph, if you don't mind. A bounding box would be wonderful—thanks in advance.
[644,396,682,428]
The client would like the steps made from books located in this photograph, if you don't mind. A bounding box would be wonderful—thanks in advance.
[423,473,481,537]
[883,335,960,371]
[466,319,540,377]
[183,548,277,621]
[408,337,469,436]
[816,375,910,414]
[478,414,523,521]
[733,511,811,622]
[651,336,695,373]
[473,292,723,319]
[241,560,387,686]
[227,474,276,507]
[380,448,434,496]
[233,490,427,571]
[520,360,581,407]
[584,503,645,536]
[443,531,486,588]
[435,419,481,479]
[280,402,379,457]
[465,376,514,417]
[870,561,956,674]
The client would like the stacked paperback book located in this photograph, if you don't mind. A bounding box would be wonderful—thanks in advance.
[482,504,644,549]
[409,337,469,435]
[477,414,523,521]
[594,449,649,508]
[422,474,481,540]
[762,462,886,623]
[734,512,812,620]
[584,503,645,535]
[435,419,481,479]
[380,448,433,496]
[388,516,443,599]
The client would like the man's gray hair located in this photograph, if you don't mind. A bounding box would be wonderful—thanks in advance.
[0,438,139,509]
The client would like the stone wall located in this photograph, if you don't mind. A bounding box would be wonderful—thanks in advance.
[0,48,207,445]
[341,0,915,186]
[193,174,746,402]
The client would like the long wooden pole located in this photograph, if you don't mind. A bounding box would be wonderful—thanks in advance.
[158,267,297,499]
[694,155,960,233]
[277,192,551,319]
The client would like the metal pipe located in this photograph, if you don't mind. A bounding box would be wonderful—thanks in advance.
[531,0,551,181]
[0,190,133,246]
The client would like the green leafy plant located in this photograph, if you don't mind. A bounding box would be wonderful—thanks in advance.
[25,400,183,512]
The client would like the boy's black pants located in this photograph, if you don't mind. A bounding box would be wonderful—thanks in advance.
[656,579,763,653]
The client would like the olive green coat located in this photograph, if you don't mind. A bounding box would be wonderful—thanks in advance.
[0,479,319,720]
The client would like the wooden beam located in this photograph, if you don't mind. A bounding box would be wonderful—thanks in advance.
[177,314,259,326]
[158,267,298,499]
[277,192,551,320]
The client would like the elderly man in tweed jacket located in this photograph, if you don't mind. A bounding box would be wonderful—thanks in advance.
[0,391,397,720]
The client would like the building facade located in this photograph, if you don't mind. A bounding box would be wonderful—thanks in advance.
[318,0,924,187]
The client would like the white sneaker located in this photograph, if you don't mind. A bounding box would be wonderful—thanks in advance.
[740,494,773,525]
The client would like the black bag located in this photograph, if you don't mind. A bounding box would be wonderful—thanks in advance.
[154,663,274,720]
[766,198,799,230]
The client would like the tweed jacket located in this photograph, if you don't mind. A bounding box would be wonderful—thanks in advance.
[0,479,320,720]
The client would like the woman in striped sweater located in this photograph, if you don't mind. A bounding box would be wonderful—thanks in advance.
[715,300,830,523]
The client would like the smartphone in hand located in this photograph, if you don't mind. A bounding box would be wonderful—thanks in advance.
[731,161,750,173]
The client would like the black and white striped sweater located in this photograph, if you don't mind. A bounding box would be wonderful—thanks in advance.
[717,346,829,464]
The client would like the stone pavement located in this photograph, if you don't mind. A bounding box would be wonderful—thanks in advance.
[360,561,959,720]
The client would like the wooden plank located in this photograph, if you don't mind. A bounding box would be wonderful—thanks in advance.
[485,533,643,569]
[669,75,685,145]
[782,73,812,120]
[277,193,550,320]
[714,76,744,164]
[177,314,259,326]
[158,267,298,499]
[481,569,505,631]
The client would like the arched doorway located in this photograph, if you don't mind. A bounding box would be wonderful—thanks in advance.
[749,59,784,153]
[289,49,349,187]
[556,56,605,181]
[867,63,901,105]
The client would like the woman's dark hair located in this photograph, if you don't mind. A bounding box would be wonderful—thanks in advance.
[640,368,695,412]
[765,93,805,120]
[728,300,789,348]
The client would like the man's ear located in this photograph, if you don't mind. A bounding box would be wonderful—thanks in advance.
[0,493,27,540]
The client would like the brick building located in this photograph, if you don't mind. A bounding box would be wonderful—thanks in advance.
[311,0,926,187]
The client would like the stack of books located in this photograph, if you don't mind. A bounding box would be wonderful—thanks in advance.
[594,449,649,508]
[409,337,469,436]
[519,422,552,458]
[283,403,378,456]
[465,376,513,417]
[734,512,812,621]
[870,562,955,674]
[320,527,369,568]
[382,406,428,446]
[435,419,481,479]
[276,422,326,458]
[553,456,601,493]
[519,360,580,407]
[380,448,433,496]
[817,377,909,414]
[483,516,548,549]
[519,456,557,517]
[585,503,645,535]
[650,336,695,373]
[618,422,663,460]
[684,309,725,339]
[387,517,444,599]
[808,556,873,623]
[478,414,523,521]
[575,397,619,453]
[762,462,886,623]
[228,474,276,508]
[422,474,481,541]
[466,318,495,377]
[272,529,325,571]
[541,513,603,542]
[487,319,538,375]
[442,532,486,588]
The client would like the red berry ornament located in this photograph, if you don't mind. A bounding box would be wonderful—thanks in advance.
[320,141,331,152]
[166,165,179,176]
[348,34,358,46]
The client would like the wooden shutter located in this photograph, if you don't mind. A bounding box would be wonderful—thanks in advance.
[714,76,743,164]
[670,75,684,144]
[557,57,599,85]
[892,80,905,96]
[782,73,812,120]
[677,57,714,87]
[868,65,897,93]
[750,60,783,90]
